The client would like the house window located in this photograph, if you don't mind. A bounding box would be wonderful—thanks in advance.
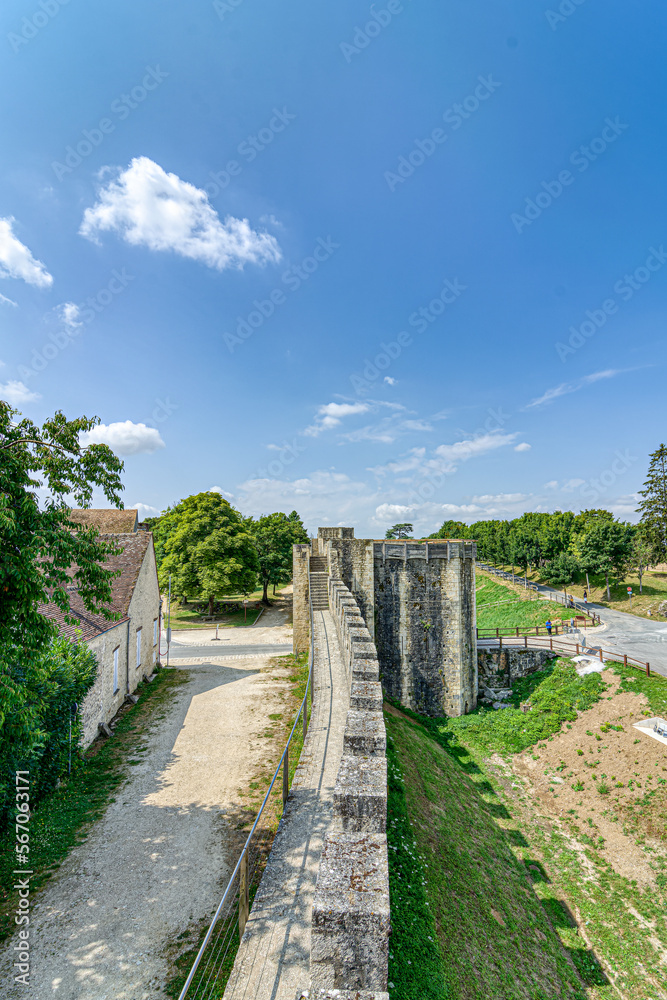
[153,619,158,646]
[113,647,119,694]
[136,628,142,668]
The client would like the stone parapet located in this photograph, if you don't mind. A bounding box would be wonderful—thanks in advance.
[311,833,390,992]
[309,576,389,994]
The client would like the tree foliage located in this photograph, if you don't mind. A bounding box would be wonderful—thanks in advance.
[155,493,259,613]
[0,400,124,654]
[251,510,309,604]
[386,523,413,539]
[638,443,667,562]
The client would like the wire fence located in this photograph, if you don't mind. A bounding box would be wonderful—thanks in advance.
[176,583,315,1000]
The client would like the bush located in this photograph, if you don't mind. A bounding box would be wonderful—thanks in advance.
[0,633,97,829]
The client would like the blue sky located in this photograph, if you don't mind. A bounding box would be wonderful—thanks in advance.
[1,0,665,536]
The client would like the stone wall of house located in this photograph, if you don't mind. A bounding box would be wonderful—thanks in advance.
[373,540,477,717]
[80,621,129,747]
[293,543,311,655]
[128,539,161,688]
[310,577,389,994]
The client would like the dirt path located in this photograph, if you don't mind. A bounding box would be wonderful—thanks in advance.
[0,637,293,1000]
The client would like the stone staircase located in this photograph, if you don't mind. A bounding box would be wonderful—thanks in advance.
[309,556,329,609]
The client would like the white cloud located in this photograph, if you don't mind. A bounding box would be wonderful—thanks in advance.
[0,292,18,307]
[561,478,586,492]
[526,369,627,409]
[0,380,41,405]
[471,493,528,504]
[544,480,559,490]
[375,503,414,522]
[304,401,370,437]
[0,218,53,288]
[209,486,235,499]
[79,420,165,456]
[56,301,83,331]
[80,156,281,271]
[514,442,531,452]
[434,431,518,463]
[130,502,161,519]
[384,376,397,385]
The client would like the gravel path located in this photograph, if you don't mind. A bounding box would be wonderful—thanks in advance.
[0,628,293,1000]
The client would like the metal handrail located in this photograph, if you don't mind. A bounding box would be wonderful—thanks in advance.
[177,569,316,1000]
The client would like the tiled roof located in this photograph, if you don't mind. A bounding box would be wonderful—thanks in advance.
[39,532,154,642]
[68,508,138,533]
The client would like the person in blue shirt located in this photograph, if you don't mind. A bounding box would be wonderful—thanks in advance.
[546,619,553,635]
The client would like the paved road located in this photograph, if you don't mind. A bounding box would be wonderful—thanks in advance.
[533,580,667,678]
[167,642,293,659]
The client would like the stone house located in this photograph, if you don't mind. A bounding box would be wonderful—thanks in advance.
[39,511,161,746]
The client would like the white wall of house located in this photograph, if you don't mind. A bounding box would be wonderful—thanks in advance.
[128,540,161,689]
[80,621,129,747]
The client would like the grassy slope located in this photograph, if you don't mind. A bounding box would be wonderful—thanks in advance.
[165,601,262,630]
[476,574,581,632]
[386,661,667,999]
[386,709,586,1000]
[492,563,667,621]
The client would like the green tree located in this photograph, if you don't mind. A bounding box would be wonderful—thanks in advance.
[251,510,309,605]
[158,493,258,614]
[578,518,634,601]
[430,519,467,539]
[0,401,124,654]
[630,524,652,594]
[543,552,580,601]
[386,523,413,539]
[572,509,615,593]
[637,443,667,563]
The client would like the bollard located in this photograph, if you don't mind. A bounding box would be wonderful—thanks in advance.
[239,850,249,938]
[283,747,289,808]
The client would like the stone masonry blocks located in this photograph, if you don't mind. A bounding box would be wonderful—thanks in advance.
[311,832,390,992]
[343,711,386,758]
[334,755,387,833]
[350,682,383,712]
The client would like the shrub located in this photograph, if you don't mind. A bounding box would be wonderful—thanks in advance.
[598,782,610,795]
[0,633,97,829]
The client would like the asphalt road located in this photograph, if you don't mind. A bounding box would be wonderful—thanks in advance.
[167,641,294,659]
[533,580,667,678]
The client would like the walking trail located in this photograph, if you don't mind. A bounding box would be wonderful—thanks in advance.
[222,608,348,1000]
[0,616,293,1000]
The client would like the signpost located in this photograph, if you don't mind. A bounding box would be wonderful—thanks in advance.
[243,598,248,624]
[627,586,633,607]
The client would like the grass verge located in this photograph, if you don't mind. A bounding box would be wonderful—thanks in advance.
[0,668,187,943]
[476,574,586,631]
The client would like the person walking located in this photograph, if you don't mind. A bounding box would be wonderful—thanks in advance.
[583,590,588,605]
[546,619,553,636]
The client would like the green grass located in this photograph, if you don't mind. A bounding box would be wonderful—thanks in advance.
[476,574,582,632]
[0,668,187,942]
[385,709,588,999]
[420,657,606,757]
[165,600,262,630]
[386,734,447,999]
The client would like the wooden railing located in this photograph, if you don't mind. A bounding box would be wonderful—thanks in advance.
[477,632,652,677]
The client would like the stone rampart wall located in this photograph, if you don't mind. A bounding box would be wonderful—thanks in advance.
[310,578,389,995]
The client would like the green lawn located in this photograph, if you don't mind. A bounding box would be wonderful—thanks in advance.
[490,562,667,621]
[165,600,262,630]
[476,573,586,633]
